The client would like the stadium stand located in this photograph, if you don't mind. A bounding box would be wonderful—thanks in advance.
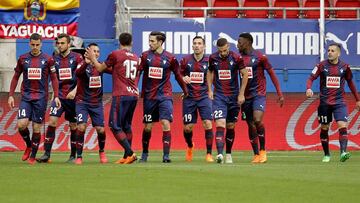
[183,0,209,17]
[273,0,300,18]
[213,0,240,18]
[334,0,360,19]
[303,0,331,18]
[242,0,269,18]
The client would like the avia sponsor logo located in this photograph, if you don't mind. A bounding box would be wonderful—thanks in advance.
[148,66,163,79]
[27,68,42,80]
[326,76,340,89]
[89,76,101,88]
[0,24,68,39]
[218,70,231,80]
[142,31,360,56]
[58,68,72,80]
[190,72,204,84]
[285,97,360,150]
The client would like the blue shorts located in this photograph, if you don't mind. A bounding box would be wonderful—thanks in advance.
[49,98,77,123]
[212,95,240,122]
[18,99,47,123]
[143,98,173,123]
[109,96,138,134]
[241,95,266,121]
[183,97,212,124]
[76,102,104,127]
[318,103,348,124]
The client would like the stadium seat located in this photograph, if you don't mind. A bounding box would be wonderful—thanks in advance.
[183,0,208,18]
[334,0,360,19]
[303,0,331,18]
[213,0,240,18]
[273,0,300,18]
[243,0,269,18]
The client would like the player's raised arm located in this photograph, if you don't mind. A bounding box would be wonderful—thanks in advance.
[8,58,24,109]
[306,64,321,98]
[238,57,248,105]
[171,57,189,97]
[263,56,284,107]
[344,65,360,111]
[85,47,108,72]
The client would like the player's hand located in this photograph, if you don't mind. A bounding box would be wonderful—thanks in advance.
[8,96,14,109]
[182,76,191,84]
[66,90,76,100]
[356,101,360,111]
[85,47,96,62]
[208,90,214,100]
[306,89,313,98]
[54,97,61,109]
[237,94,245,105]
[278,96,284,107]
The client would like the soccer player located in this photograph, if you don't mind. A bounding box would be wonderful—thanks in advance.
[38,33,84,163]
[8,33,60,164]
[72,43,110,164]
[237,33,284,163]
[207,38,248,164]
[139,31,188,163]
[85,33,139,164]
[180,36,214,162]
[306,43,360,162]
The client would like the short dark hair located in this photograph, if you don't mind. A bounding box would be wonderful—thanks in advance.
[216,38,228,47]
[150,31,166,44]
[239,33,253,44]
[57,33,71,43]
[119,33,132,46]
[87,42,99,48]
[30,33,42,41]
[193,36,205,44]
[329,43,341,51]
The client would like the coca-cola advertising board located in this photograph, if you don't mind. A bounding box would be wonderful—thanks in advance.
[0,93,359,151]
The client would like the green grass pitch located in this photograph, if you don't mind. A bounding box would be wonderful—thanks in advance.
[1,150,360,203]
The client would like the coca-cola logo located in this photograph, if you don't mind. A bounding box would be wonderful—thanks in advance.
[286,97,360,150]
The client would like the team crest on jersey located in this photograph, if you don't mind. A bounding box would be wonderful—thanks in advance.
[59,68,72,80]
[24,0,47,21]
[251,58,255,63]
[41,60,45,65]
[190,72,204,84]
[89,76,102,88]
[229,60,234,66]
[326,76,340,88]
[163,60,167,65]
[28,68,42,80]
[218,70,231,80]
[149,66,163,79]
[69,59,74,64]
[203,64,207,69]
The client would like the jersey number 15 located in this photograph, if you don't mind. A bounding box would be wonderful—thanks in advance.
[123,60,137,80]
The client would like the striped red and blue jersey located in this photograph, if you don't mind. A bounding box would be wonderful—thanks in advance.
[14,52,56,101]
[139,50,188,100]
[242,50,273,99]
[208,51,245,97]
[180,54,209,100]
[53,51,83,99]
[104,49,140,97]
[309,59,353,105]
[75,63,111,105]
